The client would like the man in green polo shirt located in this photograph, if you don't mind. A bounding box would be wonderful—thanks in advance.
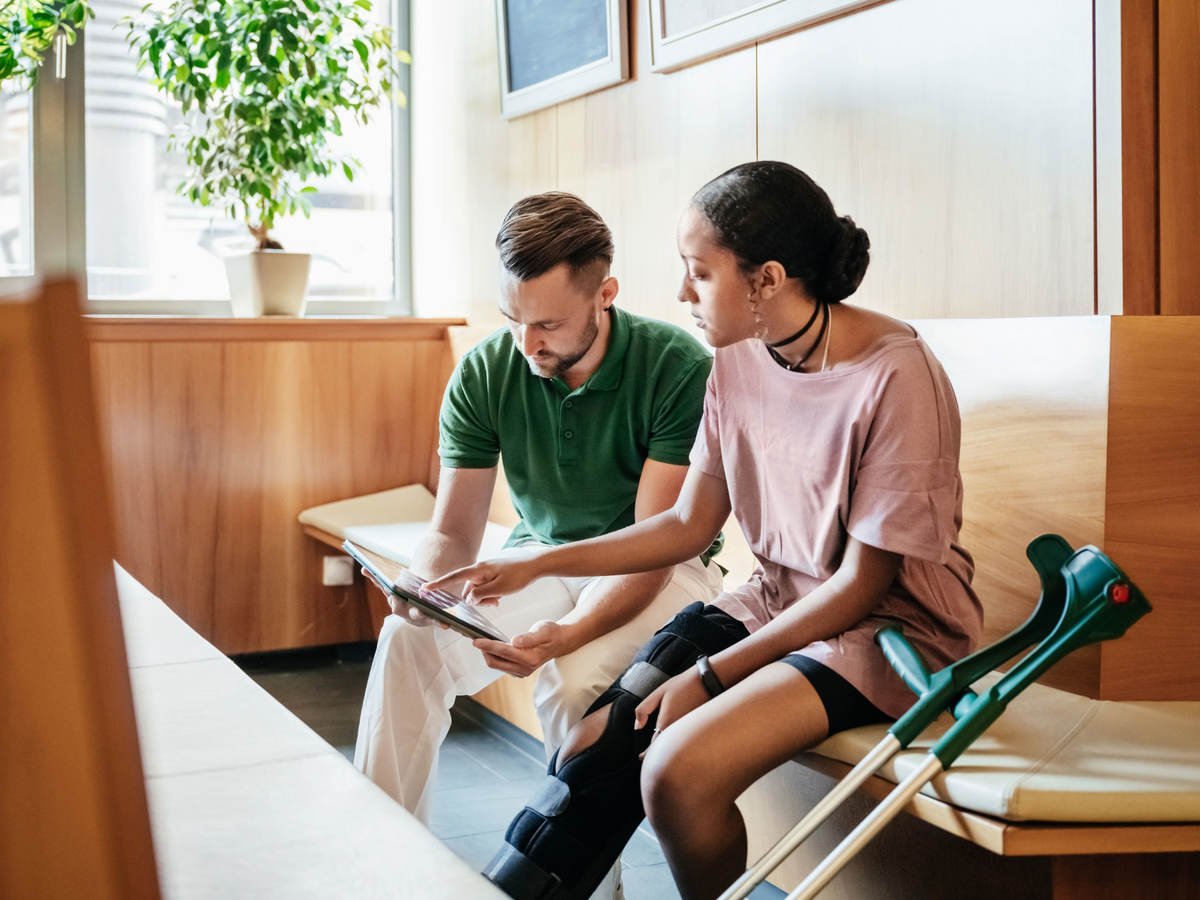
[353,193,722,839]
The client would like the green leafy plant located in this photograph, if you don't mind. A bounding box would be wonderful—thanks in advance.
[126,0,408,250]
[0,1,95,86]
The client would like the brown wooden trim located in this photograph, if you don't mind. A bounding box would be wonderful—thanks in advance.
[1156,0,1200,315]
[1121,0,1159,315]
[302,524,346,552]
[85,317,468,343]
[1051,851,1199,898]
[798,753,1200,857]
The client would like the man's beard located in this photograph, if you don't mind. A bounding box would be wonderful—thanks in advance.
[525,314,599,380]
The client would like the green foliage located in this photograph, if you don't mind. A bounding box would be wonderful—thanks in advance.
[125,0,409,249]
[0,1,95,86]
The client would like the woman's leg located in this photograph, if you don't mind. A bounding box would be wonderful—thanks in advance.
[640,661,831,900]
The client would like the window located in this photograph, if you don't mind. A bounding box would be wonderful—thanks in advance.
[20,0,410,315]
[0,84,32,277]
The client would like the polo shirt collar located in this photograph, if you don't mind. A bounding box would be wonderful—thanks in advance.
[580,306,630,392]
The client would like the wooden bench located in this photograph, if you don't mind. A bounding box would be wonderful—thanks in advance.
[2,278,503,899]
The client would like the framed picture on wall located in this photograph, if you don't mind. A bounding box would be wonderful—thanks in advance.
[648,0,880,73]
[496,0,630,119]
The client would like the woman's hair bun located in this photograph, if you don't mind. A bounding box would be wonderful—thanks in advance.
[816,215,870,304]
[692,161,871,305]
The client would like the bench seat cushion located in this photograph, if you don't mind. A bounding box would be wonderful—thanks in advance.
[115,563,504,899]
[298,484,510,567]
[809,671,1200,823]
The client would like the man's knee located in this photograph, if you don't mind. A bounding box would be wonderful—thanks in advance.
[534,650,606,725]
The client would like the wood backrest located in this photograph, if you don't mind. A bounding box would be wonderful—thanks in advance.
[0,278,160,898]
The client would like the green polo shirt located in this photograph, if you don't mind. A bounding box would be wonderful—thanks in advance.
[438,307,714,552]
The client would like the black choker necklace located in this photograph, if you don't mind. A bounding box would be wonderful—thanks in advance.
[766,302,829,372]
[767,302,822,348]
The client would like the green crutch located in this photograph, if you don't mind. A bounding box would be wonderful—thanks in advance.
[721,535,1151,900]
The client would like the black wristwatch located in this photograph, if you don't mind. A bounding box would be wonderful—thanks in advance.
[695,654,725,698]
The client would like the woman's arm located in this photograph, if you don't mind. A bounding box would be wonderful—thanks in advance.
[709,537,901,687]
[425,466,731,603]
[633,537,902,737]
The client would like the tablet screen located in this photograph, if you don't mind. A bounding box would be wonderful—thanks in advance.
[342,541,508,642]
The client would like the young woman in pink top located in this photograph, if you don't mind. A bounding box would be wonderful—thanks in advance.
[429,162,981,900]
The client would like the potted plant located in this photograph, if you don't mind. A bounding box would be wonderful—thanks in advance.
[126,0,408,316]
[0,1,94,86]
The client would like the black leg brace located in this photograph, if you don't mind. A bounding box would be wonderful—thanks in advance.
[482,601,750,900]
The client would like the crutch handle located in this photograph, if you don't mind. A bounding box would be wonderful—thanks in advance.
[875,626,931,696]
[930,545,1151,768]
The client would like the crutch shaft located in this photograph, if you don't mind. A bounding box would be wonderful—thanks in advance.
[720,735,901,900]
[785,754,944,900]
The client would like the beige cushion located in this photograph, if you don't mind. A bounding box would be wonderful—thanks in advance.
[810,671,1200,822]
[117,563,223,668]
[297,484,510,566]
[116,564,504,899]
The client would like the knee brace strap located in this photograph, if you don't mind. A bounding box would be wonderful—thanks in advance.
[618,660,670,699]
[484,602,749,900]
[483,845,560,900]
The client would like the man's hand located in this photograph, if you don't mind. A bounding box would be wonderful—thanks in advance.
[471,620,576,677]
[360,567,446,629]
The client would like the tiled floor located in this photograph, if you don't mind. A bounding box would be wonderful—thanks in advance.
[237,645,783,899]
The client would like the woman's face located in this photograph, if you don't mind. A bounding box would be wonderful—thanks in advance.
[676,204,760,348]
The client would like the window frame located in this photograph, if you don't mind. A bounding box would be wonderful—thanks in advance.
[19,0,412,317]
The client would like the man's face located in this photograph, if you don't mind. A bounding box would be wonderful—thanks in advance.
[499,263,606,380]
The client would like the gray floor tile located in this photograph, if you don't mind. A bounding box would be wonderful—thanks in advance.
[435,743,508,792]
[441,830,508,872]
[621,863,682,900]
[428,776,546,839]
[449,727,547,782]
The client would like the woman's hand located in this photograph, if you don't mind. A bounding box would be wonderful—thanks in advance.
[633,667,710,749]
[423,551,543,605]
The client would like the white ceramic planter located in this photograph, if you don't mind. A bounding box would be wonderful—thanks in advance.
[224,250,312,317]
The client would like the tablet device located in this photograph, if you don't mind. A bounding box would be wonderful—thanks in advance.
[342,540,508,643]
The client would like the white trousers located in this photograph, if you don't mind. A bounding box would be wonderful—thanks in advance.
[353,549,722,825]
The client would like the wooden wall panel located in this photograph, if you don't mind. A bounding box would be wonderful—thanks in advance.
[410,0,558,326]
[1157,0,1200,316]
[1121,0,1159,316]
[89,321,461,654]
[555,4,757,331]
[409,0,755,330]
[1102,315,1200,700]
[755,0,1095,321]
[410,0,1099,325]
[2,281,159,899]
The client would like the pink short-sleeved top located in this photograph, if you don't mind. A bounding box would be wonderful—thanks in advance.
[690,331,983,717]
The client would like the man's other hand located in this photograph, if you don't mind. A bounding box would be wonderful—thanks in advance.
[472,619,574,677]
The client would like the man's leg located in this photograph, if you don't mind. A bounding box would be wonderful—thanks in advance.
[354,549,575,823]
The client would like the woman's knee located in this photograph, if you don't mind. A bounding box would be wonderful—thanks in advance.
[641,735,713,824]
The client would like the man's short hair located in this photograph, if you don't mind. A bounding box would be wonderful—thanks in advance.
[495,192,614,292]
